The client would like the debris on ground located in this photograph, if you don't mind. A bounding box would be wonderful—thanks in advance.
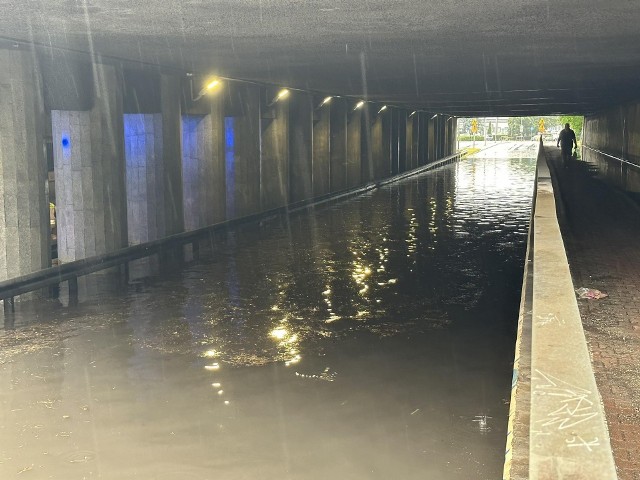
[575,287,609,300]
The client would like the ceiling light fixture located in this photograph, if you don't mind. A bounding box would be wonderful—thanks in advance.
[191,77,222,101]
[268,88,290,107]
[318,96,333,108]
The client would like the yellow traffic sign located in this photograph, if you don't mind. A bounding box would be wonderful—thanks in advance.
[538,118,545,133]
[471,119,478,134]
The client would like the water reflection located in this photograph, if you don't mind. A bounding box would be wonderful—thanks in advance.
[0,154,536,479]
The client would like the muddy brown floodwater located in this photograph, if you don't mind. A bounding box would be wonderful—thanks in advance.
[1,149,537,479]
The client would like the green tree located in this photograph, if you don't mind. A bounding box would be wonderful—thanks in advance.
[457,117,472,134]
[560,115,584,140]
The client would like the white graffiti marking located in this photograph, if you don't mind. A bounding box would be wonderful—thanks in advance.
[566,435,600,452]
[533,370,599,431]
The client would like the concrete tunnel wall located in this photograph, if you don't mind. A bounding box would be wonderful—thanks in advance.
[0,48,458,284]
[584,100,640,165]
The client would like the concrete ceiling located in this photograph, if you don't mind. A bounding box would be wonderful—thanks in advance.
[1,0,640,116]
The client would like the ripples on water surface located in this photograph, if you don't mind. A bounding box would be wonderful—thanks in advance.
[1,152,536,479]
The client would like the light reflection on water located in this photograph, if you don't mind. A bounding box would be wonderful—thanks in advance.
[0,155,536,480]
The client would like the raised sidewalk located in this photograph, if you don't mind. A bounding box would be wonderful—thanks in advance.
[548,146,640,480]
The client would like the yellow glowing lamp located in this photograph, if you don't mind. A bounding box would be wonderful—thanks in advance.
[205,79,220,91]
[193,78,222,101]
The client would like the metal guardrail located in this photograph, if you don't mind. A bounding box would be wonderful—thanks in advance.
[582,144,640,169]
[0,152,463,308]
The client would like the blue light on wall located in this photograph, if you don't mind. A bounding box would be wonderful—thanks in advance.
[61,134,71,159]
[124,114,148,167]
[225,117,235,218]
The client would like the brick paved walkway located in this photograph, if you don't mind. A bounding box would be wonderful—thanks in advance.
[548,147,640,480]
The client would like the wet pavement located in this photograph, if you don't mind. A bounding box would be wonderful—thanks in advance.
[0,146,537,479]
[547,146,640,480]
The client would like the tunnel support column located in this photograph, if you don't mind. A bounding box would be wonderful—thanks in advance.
[371,108,392,180]
[226,84,261,219]
[396,110,407,173]
[0,48,50,282]
[124,113,165,245]
[330,98,348,192]
[160,74,185,236]
[312,100,331,197]
[52,62,127,263]
[182,91,226,231]
[425,115,438,163]
[346,102,362,188]
[406,113,417,170]
[261,87,289,210]
[289,92,313,203]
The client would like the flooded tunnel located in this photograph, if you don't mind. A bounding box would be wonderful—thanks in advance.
[2,1,640,479]
[1,144,537,479]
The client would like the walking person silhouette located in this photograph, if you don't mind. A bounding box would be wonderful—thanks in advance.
[557,123,577,166]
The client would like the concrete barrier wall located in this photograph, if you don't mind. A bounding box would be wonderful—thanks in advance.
[504,143,617,479]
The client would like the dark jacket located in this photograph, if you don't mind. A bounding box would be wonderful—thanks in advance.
[557,128,576,151]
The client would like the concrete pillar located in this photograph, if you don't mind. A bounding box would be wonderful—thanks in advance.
[261,87,289,211]
[427,115,436,163]
[0,48,50,282]
[371,107,392,180]
[444,116,453,156]
[226,84,261,218]
[346,105,362,188]
[181,93,225,231]
[397,110,408,173]
[450,117,458,154]
[124,113,164,244]
[390,109,400,175]
[289,92,313,203]
[312,101,331,196]
[360,104,374,184]
[417,113,428,166]
[437,115,447,158]
[405,113,414,170]
[442,116,448,156]
[209,95,226,222]
[160,74,185,235]
[52,62,127,263]
[182,115,210,230]
[433,115,441,159]
[330,98,348,192]
[407,112,424,168]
